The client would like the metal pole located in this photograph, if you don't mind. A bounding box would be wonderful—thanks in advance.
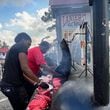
[84,22,88,77]
[93,0,109,105]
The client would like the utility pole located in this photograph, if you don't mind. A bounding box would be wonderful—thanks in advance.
[93,0,109,105]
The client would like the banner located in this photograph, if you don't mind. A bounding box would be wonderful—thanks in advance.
[61,12,91,41]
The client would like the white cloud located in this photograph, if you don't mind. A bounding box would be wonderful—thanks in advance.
[36,8,48,17]
[0,30,16,46]
[8,11,37,30]
[2,8,56,46]
[6,8,55,36]
[0,23,2,29]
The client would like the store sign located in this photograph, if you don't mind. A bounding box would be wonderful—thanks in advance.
[60,12,92,65]
[61,13,90,40]
[61,13,87,29]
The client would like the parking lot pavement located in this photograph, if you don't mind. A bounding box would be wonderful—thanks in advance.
[0,91,13,110]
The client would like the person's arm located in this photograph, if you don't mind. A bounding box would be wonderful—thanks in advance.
[23,73,35,84]
[18,52,40,85]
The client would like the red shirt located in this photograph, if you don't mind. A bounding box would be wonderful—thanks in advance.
[28,47,46,75]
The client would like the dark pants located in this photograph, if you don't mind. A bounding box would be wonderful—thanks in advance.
[1,85,29,110]
[23,80,36,100]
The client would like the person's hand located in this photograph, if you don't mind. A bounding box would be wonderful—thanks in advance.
[34,82,39,88]
[33,79,43,88]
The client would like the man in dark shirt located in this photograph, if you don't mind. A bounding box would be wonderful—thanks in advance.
[0,32,40,110]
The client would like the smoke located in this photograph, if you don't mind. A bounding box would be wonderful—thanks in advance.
[45,39,71,81]
[51,80,93,110]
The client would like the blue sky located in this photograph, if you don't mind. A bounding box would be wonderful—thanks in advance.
[0,0,55,46]
[0,0,49,23]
